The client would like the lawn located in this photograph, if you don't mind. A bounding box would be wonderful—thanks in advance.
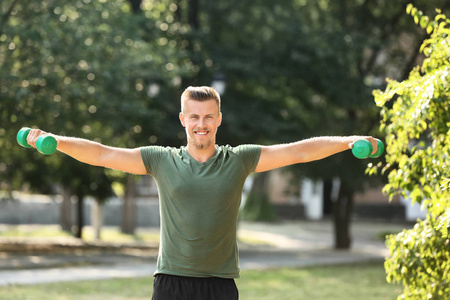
[0,263,401,300]
[0,225,161,243]
[0,224,270,246]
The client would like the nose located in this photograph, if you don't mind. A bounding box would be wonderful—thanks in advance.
[198,117,206,127]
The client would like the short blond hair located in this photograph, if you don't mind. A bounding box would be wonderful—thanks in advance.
[181,86,221,113]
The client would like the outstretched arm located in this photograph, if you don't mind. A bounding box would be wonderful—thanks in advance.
[255,136,377,173]
[26,129,147,175]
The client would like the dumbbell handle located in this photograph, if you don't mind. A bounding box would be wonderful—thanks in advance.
[352,139,384,159]
[17,127,57,155]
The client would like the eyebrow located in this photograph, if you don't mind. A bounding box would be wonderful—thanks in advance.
[189,113,215,117]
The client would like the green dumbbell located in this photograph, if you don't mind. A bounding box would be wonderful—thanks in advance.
[17,127,57,155]
[352,139,384,159]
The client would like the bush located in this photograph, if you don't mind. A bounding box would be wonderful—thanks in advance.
[385,216,450,299]
[372,5,450,299]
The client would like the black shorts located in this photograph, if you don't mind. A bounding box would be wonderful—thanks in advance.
[151,274,239,300]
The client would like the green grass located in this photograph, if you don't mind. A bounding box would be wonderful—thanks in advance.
[0,263,401,300]
[238,264,401,300]
[0,225,265,246]
[81,227,160,243]
[0,225,160,243]
[0,225,73,238]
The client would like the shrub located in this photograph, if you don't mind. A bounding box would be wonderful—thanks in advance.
[372,5,450,299]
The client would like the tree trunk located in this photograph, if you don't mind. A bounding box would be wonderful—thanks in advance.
[240,172,277,222]
[251,172,268,195]
[75,191,84,239]
[59,187,73,232]
[91,198,103,241]
[127,0,142,14]
[188,0,199,29]
[174,0,182,22]
[121,174,136,234]
[333,180,354,249]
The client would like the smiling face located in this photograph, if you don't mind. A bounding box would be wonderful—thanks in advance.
[179,99,222,151]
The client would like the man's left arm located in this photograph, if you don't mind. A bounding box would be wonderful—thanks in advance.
[255,136,377,173]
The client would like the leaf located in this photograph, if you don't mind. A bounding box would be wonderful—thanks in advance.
[435,14,447,22]
[420,16,429,29]
[437,210,450,237]
[406,4,414,15]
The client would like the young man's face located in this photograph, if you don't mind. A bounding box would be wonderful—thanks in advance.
[179,99,222,150]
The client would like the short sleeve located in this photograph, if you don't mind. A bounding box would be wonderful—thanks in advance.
[140,146,167,176]
[233,144,262,174]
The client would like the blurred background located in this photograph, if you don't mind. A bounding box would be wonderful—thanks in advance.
[0,0,449,248]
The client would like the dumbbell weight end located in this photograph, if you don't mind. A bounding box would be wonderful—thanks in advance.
[352,140,372,159]
[369,139,385,158]
[17,127,32,148]
[36,135,57,155]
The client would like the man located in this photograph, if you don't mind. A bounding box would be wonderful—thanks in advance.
[26,86,378,300]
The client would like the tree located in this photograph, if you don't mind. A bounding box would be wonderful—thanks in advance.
[0,0,184,238]
[372,5,450,299]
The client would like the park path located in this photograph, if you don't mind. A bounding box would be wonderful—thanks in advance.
[0,220,409,286]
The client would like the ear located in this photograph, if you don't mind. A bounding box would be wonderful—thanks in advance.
[179,112,186,127]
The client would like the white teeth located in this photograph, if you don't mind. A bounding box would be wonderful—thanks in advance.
[196,131,207,135]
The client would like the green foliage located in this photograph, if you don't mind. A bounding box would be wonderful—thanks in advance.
[372,5,450,299]
[0,0,186,199]
[372,6,450,209]
[385,217,450,299]
[206,0,448,189]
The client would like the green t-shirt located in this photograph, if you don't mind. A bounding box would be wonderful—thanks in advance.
[140,144,261,278]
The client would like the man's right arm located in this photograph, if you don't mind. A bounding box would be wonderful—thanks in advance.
[26,129,147,175]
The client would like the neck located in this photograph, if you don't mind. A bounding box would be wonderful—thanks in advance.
[186,143,216,163]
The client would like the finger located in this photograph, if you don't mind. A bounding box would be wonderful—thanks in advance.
[26,130,37,148]
[368,137,377,155]
[348,142,354,149]
[27,129,45,148]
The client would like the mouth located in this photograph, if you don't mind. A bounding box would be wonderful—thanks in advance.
[195,130,209,136]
